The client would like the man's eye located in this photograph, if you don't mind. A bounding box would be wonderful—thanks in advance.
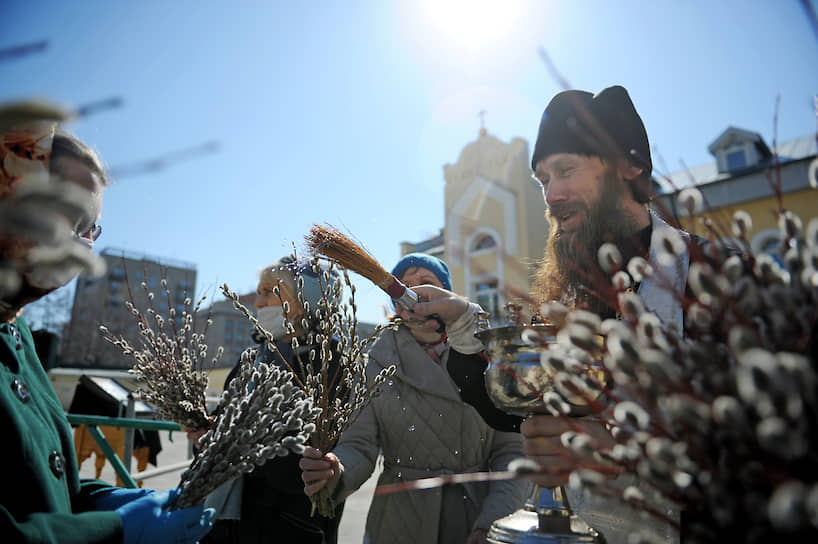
[558,168,573,177]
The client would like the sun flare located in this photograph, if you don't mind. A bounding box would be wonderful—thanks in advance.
[421,0,522,52]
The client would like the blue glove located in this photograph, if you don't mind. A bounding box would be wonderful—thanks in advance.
[92,487,155,511]
[116,488,215,544]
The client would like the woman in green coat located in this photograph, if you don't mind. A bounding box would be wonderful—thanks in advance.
[0,123,214,543]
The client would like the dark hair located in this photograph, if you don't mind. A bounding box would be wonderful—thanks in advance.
[49,129,108,186]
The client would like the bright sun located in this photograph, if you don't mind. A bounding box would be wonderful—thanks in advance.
[420,0,522,52]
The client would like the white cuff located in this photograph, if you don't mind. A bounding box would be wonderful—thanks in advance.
[447,302,488,354]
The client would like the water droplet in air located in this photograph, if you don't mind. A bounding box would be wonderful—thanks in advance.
[408,425,415,432]
[396,457,401,464]
[409,456,413,462]
[454,449,459,455]
[397,472,402,478]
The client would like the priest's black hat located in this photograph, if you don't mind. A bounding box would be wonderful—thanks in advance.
[531,85,652,182]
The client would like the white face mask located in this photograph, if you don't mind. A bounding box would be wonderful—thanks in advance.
[256,306,288,339]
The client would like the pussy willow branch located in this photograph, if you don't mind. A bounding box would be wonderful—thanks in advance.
[535,195,818,540]
[220,284,300,384]
[100,271,220,429]
[222,255,397,519]
[174,347,321,509]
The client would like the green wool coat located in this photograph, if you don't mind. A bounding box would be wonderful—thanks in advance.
[1,317,123,543]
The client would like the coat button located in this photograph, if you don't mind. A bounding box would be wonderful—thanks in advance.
[49,451,66,478]
[9,324,22,350]
[11,379,30,403]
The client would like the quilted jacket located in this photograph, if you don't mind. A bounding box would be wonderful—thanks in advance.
[332,326,526,543]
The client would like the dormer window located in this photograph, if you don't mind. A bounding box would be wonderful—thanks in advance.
[725,146,748,171]
[708,126,772,175]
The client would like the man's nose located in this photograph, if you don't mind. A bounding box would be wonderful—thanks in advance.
[544,180,568,208]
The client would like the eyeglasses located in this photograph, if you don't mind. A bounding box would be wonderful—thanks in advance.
[76,223,102,242]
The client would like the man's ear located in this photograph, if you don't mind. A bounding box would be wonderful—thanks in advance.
[618,161,653,204]
[618,162,644,181]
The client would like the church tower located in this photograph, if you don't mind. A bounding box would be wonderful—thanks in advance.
[441,127,549,324]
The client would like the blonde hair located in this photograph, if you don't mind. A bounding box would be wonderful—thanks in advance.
[50,129,108,186]
[259,265,298,301]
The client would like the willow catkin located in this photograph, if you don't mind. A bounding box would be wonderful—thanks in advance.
[532,205,818,540]
[100,282,220,430]
[219,254,398,518]
[175,355,320,509]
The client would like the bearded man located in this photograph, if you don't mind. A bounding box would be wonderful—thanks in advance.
[400,86,689,543]
[524,86,690,543]
[531,86,690,329]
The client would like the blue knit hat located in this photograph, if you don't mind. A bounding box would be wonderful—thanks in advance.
[391,253,452,291]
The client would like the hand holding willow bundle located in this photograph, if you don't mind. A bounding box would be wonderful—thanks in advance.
[529,195,818,542]
[100,278,221,430]
[174,347,321,509]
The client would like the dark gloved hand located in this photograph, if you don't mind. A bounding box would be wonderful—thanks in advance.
[92,487,155,511]
[116,488,215,544]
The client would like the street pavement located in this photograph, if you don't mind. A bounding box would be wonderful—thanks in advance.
[77,429,379,543]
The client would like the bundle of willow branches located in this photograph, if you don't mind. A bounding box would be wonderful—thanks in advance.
[221,255,397,517]
[531,190,818,542]
[100,278,220,430]
[174,347,321,508]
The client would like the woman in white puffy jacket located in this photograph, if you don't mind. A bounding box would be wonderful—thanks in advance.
[300,253,526,544]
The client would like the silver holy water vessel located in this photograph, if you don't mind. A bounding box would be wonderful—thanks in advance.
[476,304,605,544]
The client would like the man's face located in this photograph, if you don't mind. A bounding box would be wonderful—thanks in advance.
[531,152,650,312]
[533,153,609,236]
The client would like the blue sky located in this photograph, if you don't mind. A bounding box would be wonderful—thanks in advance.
[4,0,817,325]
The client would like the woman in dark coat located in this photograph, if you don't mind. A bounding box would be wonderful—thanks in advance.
[200,256,344,544]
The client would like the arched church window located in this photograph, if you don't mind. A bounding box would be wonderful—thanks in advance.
[474,279,500,324]
[472,234,497,251]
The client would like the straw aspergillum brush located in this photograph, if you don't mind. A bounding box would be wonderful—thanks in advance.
[305,223,444,330]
